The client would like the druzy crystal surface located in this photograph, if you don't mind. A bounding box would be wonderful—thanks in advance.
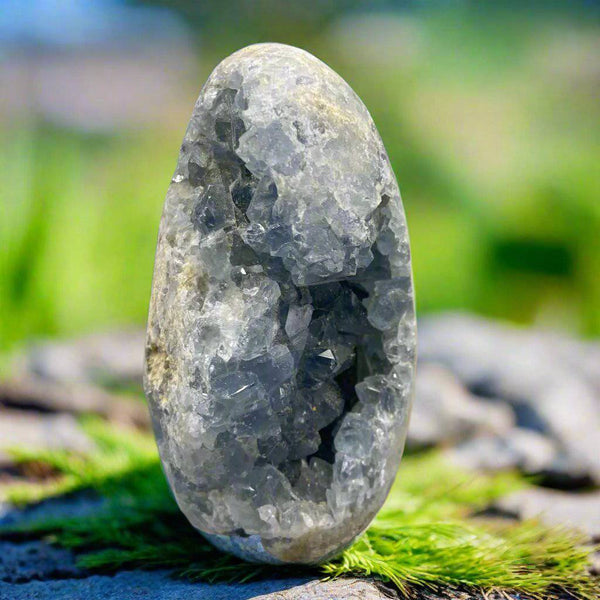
[144,44,416,564]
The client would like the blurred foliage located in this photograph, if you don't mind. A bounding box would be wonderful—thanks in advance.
[134,0,352,50]
[1,6,599,352]
[132,0,598,53]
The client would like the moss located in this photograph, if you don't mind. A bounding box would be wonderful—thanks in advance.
[2,418,598,599]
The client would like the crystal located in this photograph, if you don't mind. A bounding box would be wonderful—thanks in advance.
[144,43,416,564]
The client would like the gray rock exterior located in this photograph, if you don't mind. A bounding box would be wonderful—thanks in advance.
[419,314,600,487]
[144,44,416,563]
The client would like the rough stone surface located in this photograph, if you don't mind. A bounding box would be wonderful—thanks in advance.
[497,488,600,539]
[419,314,600,486]
[408,365,514,449]
[254,578,398,599]
[445,428,559,475]
[0,541,81,583]
[144,43,416,564]
[0,377,149,429]
[0,492,105,529]
[0,568,577,600]
[13,330,145,388]
[0,409,94,467]
[0,570,311,600]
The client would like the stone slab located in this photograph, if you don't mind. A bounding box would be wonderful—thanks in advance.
[0,570,310,600]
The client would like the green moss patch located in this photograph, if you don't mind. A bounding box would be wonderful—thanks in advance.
[2,418,597,599]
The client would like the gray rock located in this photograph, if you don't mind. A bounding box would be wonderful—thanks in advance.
[0,570,577,600]
[444,428,570,476]
[0,569,311,600]
[0,377,149,428]
[419,314,600,486]
[450,427,554,472]
[261,583,575,600]
[14,330,145,388]
[145,43,416,563]
[0,409,93,468]
[254,578,397,599]
[408,365,513,449]
[0,491,105,528]
[497,488,600,538]
[2,330,148,431]
[0,541,81,583]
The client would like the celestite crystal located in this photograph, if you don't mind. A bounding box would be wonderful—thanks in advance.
[144,43,416,564]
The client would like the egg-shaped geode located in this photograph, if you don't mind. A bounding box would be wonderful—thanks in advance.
[144,43,416,564]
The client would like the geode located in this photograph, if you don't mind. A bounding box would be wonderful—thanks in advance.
[144,43,416,564]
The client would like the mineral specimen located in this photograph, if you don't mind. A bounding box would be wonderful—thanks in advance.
[144,43,416,564]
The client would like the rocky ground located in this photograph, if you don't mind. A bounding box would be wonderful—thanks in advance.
[1,313,598,599]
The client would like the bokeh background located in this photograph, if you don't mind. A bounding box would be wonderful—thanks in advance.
[2,0,599,354]
[1,5,600,593]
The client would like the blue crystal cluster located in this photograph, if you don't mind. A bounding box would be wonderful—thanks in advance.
[145,44,416,563]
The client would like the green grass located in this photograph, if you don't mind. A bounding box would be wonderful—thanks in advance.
[2,418,597,599]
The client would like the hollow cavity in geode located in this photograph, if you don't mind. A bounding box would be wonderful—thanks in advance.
[144,43,416,564]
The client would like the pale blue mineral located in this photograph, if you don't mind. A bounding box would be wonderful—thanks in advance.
[144,43,416,564]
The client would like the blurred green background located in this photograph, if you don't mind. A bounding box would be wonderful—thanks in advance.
[1,1,599,353]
